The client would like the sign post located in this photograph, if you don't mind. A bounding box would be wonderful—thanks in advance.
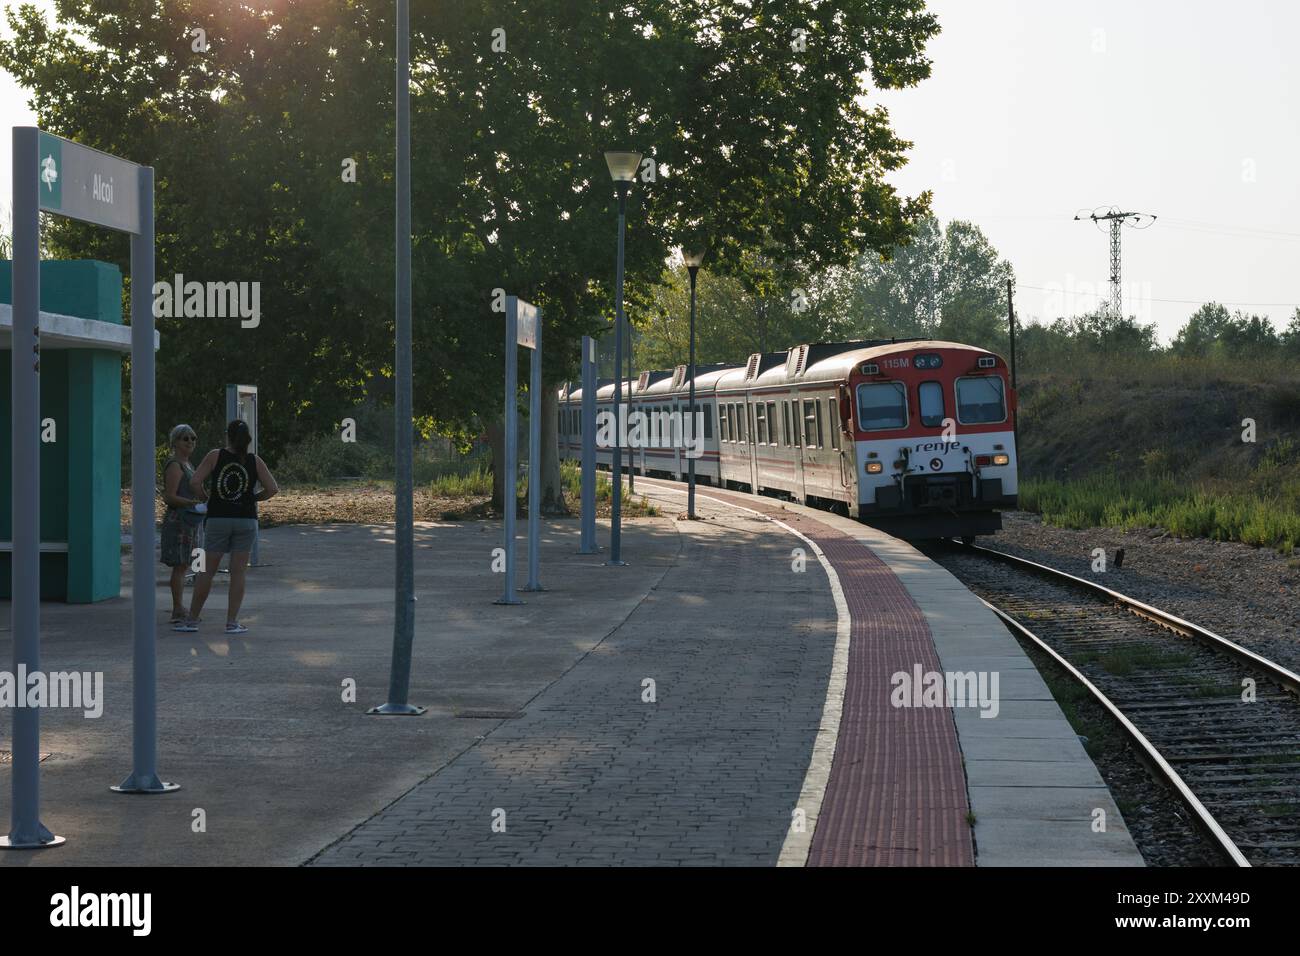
[496,296,541,603]
[5,128,176,850]
[522,303,544,593]
[579,336,598,554]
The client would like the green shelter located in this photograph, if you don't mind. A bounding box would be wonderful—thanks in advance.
[1,259,155,602]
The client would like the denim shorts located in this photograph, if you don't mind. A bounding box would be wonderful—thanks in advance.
[204,517,258,554]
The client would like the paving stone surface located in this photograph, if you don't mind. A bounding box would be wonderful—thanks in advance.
[309,503,837,866]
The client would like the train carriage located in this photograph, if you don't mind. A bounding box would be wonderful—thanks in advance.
[557,338,1018,541]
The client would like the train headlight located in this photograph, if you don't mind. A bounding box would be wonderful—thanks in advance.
[992,453,1009,466]
[866,462,883,474]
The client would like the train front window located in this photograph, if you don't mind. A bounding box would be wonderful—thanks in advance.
[855,382,907,430]
[918,381,944,427]
[956,376,1006,424]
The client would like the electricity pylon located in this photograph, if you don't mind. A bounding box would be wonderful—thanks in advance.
[1075,206,1157,318]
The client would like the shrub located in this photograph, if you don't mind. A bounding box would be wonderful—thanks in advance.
[274,433,386,485]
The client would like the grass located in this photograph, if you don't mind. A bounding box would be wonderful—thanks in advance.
[559,459,659,516]
[429,465,496,498]
[1096,646,1193,677]
[1020,472,1300,554]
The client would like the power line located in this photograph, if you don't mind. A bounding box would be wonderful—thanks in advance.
[1015,283,1299,310]
[1156,219,1300,243]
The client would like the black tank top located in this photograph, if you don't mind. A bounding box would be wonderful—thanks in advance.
[207,448,259,519]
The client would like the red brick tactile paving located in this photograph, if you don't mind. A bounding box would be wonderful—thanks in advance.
[652,481,975,867]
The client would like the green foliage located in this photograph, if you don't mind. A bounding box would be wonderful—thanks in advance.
[429,465,496,499]
[1171,302,1288,359]
[1,0,940,458]
[274,433,390,485]
[1021,473,1300,553]
[634,263,846,370]
[635,214,1017,370]
[556,460,656,514]
[834,215,1015,352]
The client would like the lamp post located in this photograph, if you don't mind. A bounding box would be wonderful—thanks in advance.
[681,248,706,519]
[604,149,640,566]
[371,0,424,716]
[627,312,635,493]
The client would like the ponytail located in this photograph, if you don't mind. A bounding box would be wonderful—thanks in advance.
[227,419,253,462]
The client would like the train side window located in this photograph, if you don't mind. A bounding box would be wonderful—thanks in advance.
[815,400,824,448]
[827,398,840,450]
[781,402,790,446]
[719,403,729,442]
[766,402,777,445]
[792,401,801,447]
[703,404,712,439]
[855,382,908,430]
[737,403,747,442]
[956,376,1007,424]
[755,403,767,444]
[802,400,817,447]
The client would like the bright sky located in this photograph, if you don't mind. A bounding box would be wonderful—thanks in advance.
[878,0,1300,340]
[3,0,1297,342]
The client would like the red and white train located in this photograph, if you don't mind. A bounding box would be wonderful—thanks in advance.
[558,339,1018,541]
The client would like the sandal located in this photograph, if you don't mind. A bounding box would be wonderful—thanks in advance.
[172,619,198,633]
[225,622,249,634]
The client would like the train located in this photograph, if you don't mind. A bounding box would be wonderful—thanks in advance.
[558,339,1018,542]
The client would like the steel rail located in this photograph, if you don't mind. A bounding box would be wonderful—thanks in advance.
[981,600,1251,868]
[958,540,1300,697]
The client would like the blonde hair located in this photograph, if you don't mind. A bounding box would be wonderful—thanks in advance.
[169,423,196,447]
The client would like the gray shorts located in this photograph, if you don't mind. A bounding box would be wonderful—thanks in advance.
[204,517,258,554]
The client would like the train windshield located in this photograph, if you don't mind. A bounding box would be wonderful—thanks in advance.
[856,382,907,430]
[956,376,1006,424]
[918,381,944,427]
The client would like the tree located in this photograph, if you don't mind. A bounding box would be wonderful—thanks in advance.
[1171,303,1233,357]
[1172,303,1279,358]
[833,215,1015,352]
[1,0,941,514]
[635,262,848,371]
[1282,309,1300,356]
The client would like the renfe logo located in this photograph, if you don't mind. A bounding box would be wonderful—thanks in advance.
[50,886,151,936]
[915,440,960,453]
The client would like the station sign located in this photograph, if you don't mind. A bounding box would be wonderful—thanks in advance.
[36,130,142,234]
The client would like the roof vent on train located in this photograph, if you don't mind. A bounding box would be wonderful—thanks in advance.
[786,344,810,378]
[744,353,761,381]
[637,370,651,391]
[672,365,687,387]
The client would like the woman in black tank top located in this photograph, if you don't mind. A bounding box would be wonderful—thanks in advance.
[176,420,280,635]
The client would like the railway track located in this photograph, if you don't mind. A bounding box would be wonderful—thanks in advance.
[930,541,1300,867]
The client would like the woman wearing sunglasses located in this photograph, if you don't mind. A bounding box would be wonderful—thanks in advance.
[160,424,206,623]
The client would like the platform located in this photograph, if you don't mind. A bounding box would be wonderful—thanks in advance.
[634,478,1144,867]
[0,481,1141,866]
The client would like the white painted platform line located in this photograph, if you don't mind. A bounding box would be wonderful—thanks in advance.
[637,479,852,867]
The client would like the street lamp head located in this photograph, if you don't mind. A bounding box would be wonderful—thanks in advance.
[681,248,706,269]
[604,150,642,183]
